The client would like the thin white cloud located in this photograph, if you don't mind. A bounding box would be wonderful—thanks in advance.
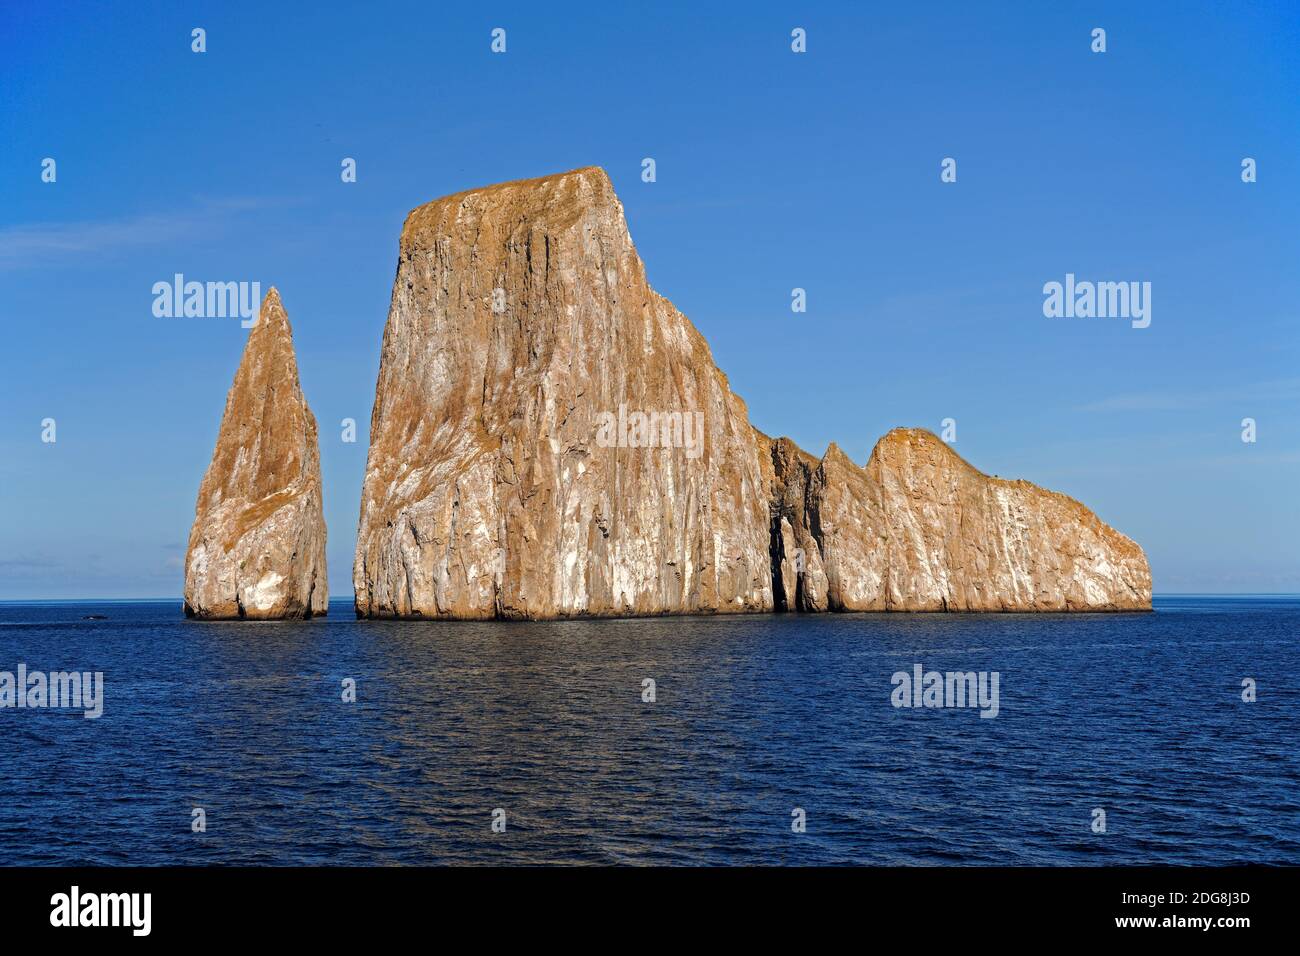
[1077,377,1300,412]
[0,197,289,269]
[0,214,200,265]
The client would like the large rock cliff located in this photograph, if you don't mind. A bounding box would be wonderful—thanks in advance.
[184,288,329,619]
[354,168,1150,618]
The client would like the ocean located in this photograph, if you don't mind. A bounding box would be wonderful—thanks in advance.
[0,596,1295,865]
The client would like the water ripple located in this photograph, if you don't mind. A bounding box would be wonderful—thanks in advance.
[0,596,1295,864]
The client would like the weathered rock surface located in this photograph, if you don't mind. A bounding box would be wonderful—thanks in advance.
[768,429,1151,612]
[184,288,328,619]
[354,167,1150,618]
[353,168,770,618]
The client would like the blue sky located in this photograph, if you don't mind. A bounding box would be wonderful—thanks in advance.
[1,0,1297,598]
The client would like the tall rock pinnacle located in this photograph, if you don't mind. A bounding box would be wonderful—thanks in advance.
[184,288,328,619]
[354,168,1150,618]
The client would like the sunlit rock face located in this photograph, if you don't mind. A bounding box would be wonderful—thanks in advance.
[771,428,1152,612]
[184,289,328,619]
[353,168,771,619]
[354,168,1150,619]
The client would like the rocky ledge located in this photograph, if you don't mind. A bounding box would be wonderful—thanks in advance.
[352,167,1150,619]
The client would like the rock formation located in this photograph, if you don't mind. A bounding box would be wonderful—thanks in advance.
[354,167,1150,618]
[184,288,328,619]
[764,430,1150,612]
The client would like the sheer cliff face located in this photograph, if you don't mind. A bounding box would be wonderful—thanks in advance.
[184,289,328,619]
[353,168,772,618]
[355,167,1151,618]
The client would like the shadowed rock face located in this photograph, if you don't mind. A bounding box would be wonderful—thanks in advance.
[354,167,1151,619]
[184,288,328,619]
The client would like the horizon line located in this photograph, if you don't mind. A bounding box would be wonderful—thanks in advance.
[2,593,1299,605]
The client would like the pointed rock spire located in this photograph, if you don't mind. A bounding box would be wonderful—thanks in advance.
[184,288,328,619]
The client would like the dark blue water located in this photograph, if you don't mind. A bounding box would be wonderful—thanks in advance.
[0,597,1295,865]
